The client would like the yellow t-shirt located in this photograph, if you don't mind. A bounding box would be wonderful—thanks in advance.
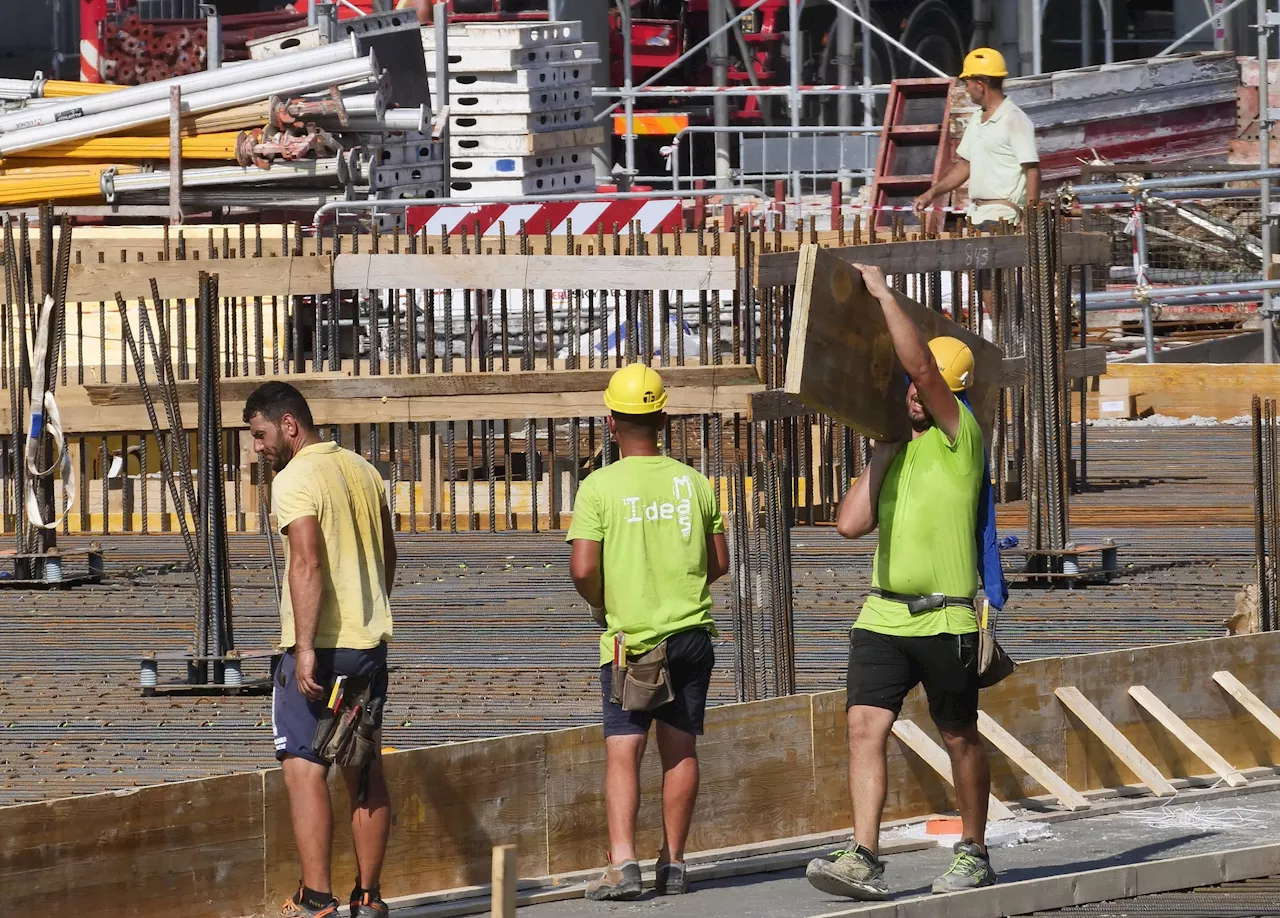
[273,441,393,650]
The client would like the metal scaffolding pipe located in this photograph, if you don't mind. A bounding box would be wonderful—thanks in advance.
[591,84,891,96]
[1072,167,1280,196]
[836,2,855,129]
[1156,0,1250,56]
[1076,188,1261,204]
[0,36,359,134]
[0,56,377,156]
[710,0,731,189]
[1085,292,1276,310]
[104,158,344,201]
[788,0,801,206]
[825,0,949,79]
[1081,277,1280,303]
[1262,0,1275,363]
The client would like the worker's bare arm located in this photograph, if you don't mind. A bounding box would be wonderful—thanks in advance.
[1023,164,1041,208]
[706,533,730,584]
[835,440,904,539]
[569,538,605,608]
[913,159,971,215]
[380,502,397,598]
[853,263,961,439]
[284,515,326,700]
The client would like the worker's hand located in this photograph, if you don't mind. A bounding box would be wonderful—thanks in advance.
[912,191,934,217]
[294,649,325,702]
[852,263,891,300]
[590,604,607,628]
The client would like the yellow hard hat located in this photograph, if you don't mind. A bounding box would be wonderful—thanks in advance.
[929,336,975,392]
[959,47,1008,80]
[603,363,668,414]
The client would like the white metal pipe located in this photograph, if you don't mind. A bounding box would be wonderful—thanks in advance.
[1073,167,1280,195]
[0,35,359,134]
[434,2,449,195]
[207,13,222,70]
[1261,0,1274,362]
[1081,0,1091,66]
[105,158,343,200]
[1033,0,1043,74]
[620,0,635,184]
[858,0,873,130]
[592,85,890,97]
[334,108,429,133]
[826,0,949,79]
[1156,0,1250,56]
[789,0,801,208]
[0,55,377,156]
[1101,0,1114,63]
[710,0,732,189]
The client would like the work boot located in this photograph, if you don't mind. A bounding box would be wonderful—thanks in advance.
[585,859,643,901]
[349,888,389,918]
[279,886,339,918]
[805,844,890,900]
[931,840,997,893]
[654,859,689,895]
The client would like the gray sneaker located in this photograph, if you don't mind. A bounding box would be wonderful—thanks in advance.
[655,859,688,895]
[931,841,996,893]
[805,845,890,900]
[586,860,643,901]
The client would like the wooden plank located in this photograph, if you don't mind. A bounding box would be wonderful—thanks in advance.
[1,771,266,918]
[1000,346,1108,386]
[976,711,1091,811]
[333,254,738,292]
[65,255,333,302]
[1094,364,1280,421]
[751,346,1107,421]
[783,245,1004,442]
[544,694,818,874]
[1127,684,1248,788]
[756,232,1112,286]
[1055,686,1177,796]
[492,845,516,918]
[889,719,1015,820]
[1212,671,1280,744]
[264,733,549,900]
[84,365,762,407]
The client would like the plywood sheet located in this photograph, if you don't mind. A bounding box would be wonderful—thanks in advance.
[65,255,333,302]
[1,771,265,918]
[544,693,817,874]
[334,254,737,292]
[783,245,1004,442]
[264,733,548,899]
[1097,365,1280,421]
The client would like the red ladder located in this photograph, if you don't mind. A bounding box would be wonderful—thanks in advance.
[868,78,956,234]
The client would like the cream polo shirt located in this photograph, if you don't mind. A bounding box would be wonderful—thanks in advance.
[956,97,1039,225]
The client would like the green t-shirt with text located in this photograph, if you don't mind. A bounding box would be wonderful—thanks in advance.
[855,396,983,637]
[566,455,724,666]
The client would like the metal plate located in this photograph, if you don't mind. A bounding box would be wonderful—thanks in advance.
[423,41,599,73]
[450,145,594,179]
[421,21,583,50]
[428,62,596,94]
[449,106,595,135]
[447,166,596,199]
[346,10,431,110]
[451,85,592,115]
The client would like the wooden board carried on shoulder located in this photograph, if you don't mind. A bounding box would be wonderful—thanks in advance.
[782,245,1004,442]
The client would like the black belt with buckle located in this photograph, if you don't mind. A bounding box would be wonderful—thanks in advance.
[871,588,975,616]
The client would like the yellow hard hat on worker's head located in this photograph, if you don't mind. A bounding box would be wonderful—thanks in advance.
[959,47,1008,80]
[603,363,668,414]
[929,336,975,392]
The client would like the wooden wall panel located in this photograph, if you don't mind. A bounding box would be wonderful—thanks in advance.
[1095,365,1280,421]
[264,735,549,901]
[544,694,817,874]
[0,772,266,918]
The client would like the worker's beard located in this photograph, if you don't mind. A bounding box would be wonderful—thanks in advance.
[907,396,933,433]
[270,439,294,472]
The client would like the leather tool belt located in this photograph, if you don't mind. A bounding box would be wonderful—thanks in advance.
[312,673,382,770]
[972,198,1024,220]
[610,640,676,712]
[871,588,976,616]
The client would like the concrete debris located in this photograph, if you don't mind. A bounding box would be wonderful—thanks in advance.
[1225,583,1261,635]
[1088,414,1252,427]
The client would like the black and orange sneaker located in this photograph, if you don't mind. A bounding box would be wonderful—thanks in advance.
[349,889,389,918]
[279,885,338,918]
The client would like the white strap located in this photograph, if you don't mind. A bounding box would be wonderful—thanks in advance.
[24,294,74,531]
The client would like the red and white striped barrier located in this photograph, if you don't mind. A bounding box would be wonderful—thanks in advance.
[405,200,683,237]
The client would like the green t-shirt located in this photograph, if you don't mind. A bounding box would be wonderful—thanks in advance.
[566,455,725,666]
[854,396,983,637]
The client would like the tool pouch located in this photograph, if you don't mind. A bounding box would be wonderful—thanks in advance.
[311,674,376,767]
[619,642,675,712]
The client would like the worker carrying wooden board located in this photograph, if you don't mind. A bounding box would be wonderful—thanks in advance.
[566,364,731,901]
[803,263,1012,902]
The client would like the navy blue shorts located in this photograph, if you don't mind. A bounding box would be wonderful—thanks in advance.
[272,643,389,766]
[599,628,715,738]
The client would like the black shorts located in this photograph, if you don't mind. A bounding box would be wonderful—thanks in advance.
[846,628,979,730]
[599,627,715,738]
[974,220,999,290]
[272,643,389,765]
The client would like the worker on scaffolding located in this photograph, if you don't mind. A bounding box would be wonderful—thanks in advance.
[246,382,398,918]
[805,267,997,901]
[566,363,731,901]
[913,47,1040,236]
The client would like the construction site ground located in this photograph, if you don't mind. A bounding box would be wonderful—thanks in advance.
[0,423,1255,806]
[512,783,1280,918]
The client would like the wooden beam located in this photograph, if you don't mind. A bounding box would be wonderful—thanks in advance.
[65,255,333,302]
[976,711,1091,811]
[333,254,738,292]
[1127,685,1248,788]
[750,346,1107,422]
[1212,671,1280,744]
[783,245,1004,442]
[890,719,1015,820]
[1055,686,1177,797]
[492,845,516,918]
[83,365,763,407]
[1095,364,1280,421]
[756,232,1112,286]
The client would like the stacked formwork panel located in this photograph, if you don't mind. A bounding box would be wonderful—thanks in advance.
[423,21,602,200]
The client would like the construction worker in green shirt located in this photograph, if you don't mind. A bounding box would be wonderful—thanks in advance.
[567,363,731,901]
[806,264,997,901]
